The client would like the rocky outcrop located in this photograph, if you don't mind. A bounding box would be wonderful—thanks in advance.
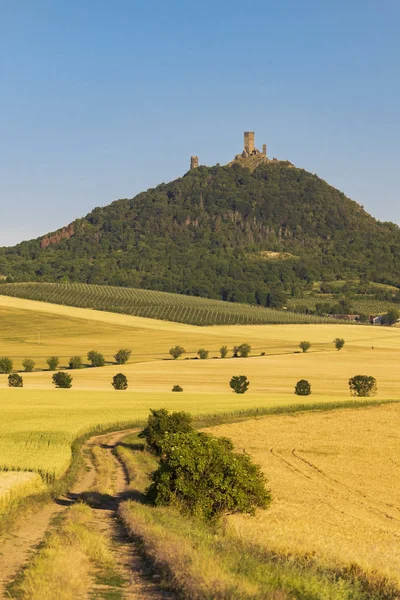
[40,223,75,249]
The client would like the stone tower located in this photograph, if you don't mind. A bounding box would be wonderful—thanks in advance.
[190,156,199,170]
[244,131,255,155]
[262,144,267,156]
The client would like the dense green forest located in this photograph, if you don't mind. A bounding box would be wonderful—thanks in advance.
[1,162,400,306]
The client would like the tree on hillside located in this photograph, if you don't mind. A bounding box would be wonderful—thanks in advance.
[114,349,132,365]
[299,341,311,353]
[237,343,251,358]
[8,373,23,388]
[197,348,209,359]
[172,384,183,392]
[169,346,185,360]
[52,372,73,388]
[68,356,82,369]
[229,375,250,394]
[382,309,400,326]
[0,357,13,374]
[47,356,59,371]
[333,338,345,351]
[22,358,35,372]
[138,408,193,455]
[220,345,228,358]
[348,375,377,397]
[87,350,106,367]
[295,379,311,396]
[112,373,128,390]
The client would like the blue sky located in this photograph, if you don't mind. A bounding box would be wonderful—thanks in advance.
[1,0,399,245]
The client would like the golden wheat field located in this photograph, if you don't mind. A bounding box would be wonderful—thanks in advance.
[208,404,400,585]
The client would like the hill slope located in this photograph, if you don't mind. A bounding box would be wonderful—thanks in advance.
[1,162,400,304]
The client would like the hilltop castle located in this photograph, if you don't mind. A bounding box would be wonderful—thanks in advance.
[190,131,267,170]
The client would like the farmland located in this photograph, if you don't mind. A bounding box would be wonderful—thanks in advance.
[0,282,345,325]
[208,403,400,586]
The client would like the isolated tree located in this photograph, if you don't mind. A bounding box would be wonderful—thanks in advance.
[333,338,345,351]
[172,384,183,392]
[147,430,271,520]
[22,358,35,372]
[52,371,73,389]
[237,343,251,358]
[68,356,82,369]
[220,345,228,358]
[299,341,311,353]
[47,356,59,371]
[8,373,23,388]
[197,348,209,360]
[348,375,377,397]
[229,375,250,394]
[114,348,132,365]
[112,373,128,390]
[0,357,13,374]
[169,346,185,360]
[138,408,193,455]
[295,379,311,396]
[87,350,105,367]
[382,309,400,326]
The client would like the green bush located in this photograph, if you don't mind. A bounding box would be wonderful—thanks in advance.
[169,346,185,360]
[52,371,73,388]
[22,358,35,372]
[299,341,311,353]
[114,348,132,365]
[0,357,13,374]
[112,373,128,390]
[295,379,311,396]
[8,373,23,388]
[138,408,192,455]
[197,348,209,360]
[229,375,250,394]
[147,430,271,520]
[172,385,183,392]
[382,309,400,326]
[46,356,59,371]
[87,350,105,367]
[333,338,345,351]
[220,345,228,358]
[348,375,377,397]
[237,343,251,358]
[68,356,82,369]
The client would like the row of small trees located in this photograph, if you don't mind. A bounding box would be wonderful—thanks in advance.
[7,371,129,390]
[0,349,132,374]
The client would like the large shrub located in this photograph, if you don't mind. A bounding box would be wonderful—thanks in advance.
[22,358,35,372]
[147,430,271,520]
[295,379,311,396]
[0,357,13,374]
[169,346,185,360]
[237,343,251,358]
[333,338,345,351]
[68,356,82,369]
[87,350,105,367]
[138,409,192,455]
[220,345,228,358]
[53,372,73,388]
[172,384,183,392]
[47,356,59,371]
[197,348,209,360]
[229,375,250,394]
[114,348,132,365]
[299,341,311,353]
[8,373,23,388]
[349,375,377,397]
[112,373,128,390]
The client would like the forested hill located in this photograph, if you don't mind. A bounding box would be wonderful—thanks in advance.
[1,162,400,305]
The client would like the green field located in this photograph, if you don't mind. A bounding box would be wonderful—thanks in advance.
[0,282,347,325]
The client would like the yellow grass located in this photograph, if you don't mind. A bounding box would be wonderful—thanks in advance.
[208,404,400,585]
[0,471,45,514]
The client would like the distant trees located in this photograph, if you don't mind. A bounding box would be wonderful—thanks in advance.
[87,350,105,367]
[220,345,228,358]
[0,357,13,374]
[349,375,377,397]
[8,373,23,387]
[237,343,251,358]
[381,309,400,326]
[229,375,250,394]
[53,372,73,388]
[172,384,183,392]
[114,349,132,365]
[169,346,185,360]
[299,341,311,353]
[295,379,311,396]
[197,349,209,359]
[112,373,128,390]
[333,338,345,351]
[47,356,59,371]
[22,358,35,372]
[68,356,82,369]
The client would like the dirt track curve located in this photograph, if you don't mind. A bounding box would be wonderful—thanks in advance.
[0,429,174,599]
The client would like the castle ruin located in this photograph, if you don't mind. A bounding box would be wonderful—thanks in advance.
[190,156,199,170]
[189,131,268,170]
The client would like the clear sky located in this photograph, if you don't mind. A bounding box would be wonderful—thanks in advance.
[1,0,399,245]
